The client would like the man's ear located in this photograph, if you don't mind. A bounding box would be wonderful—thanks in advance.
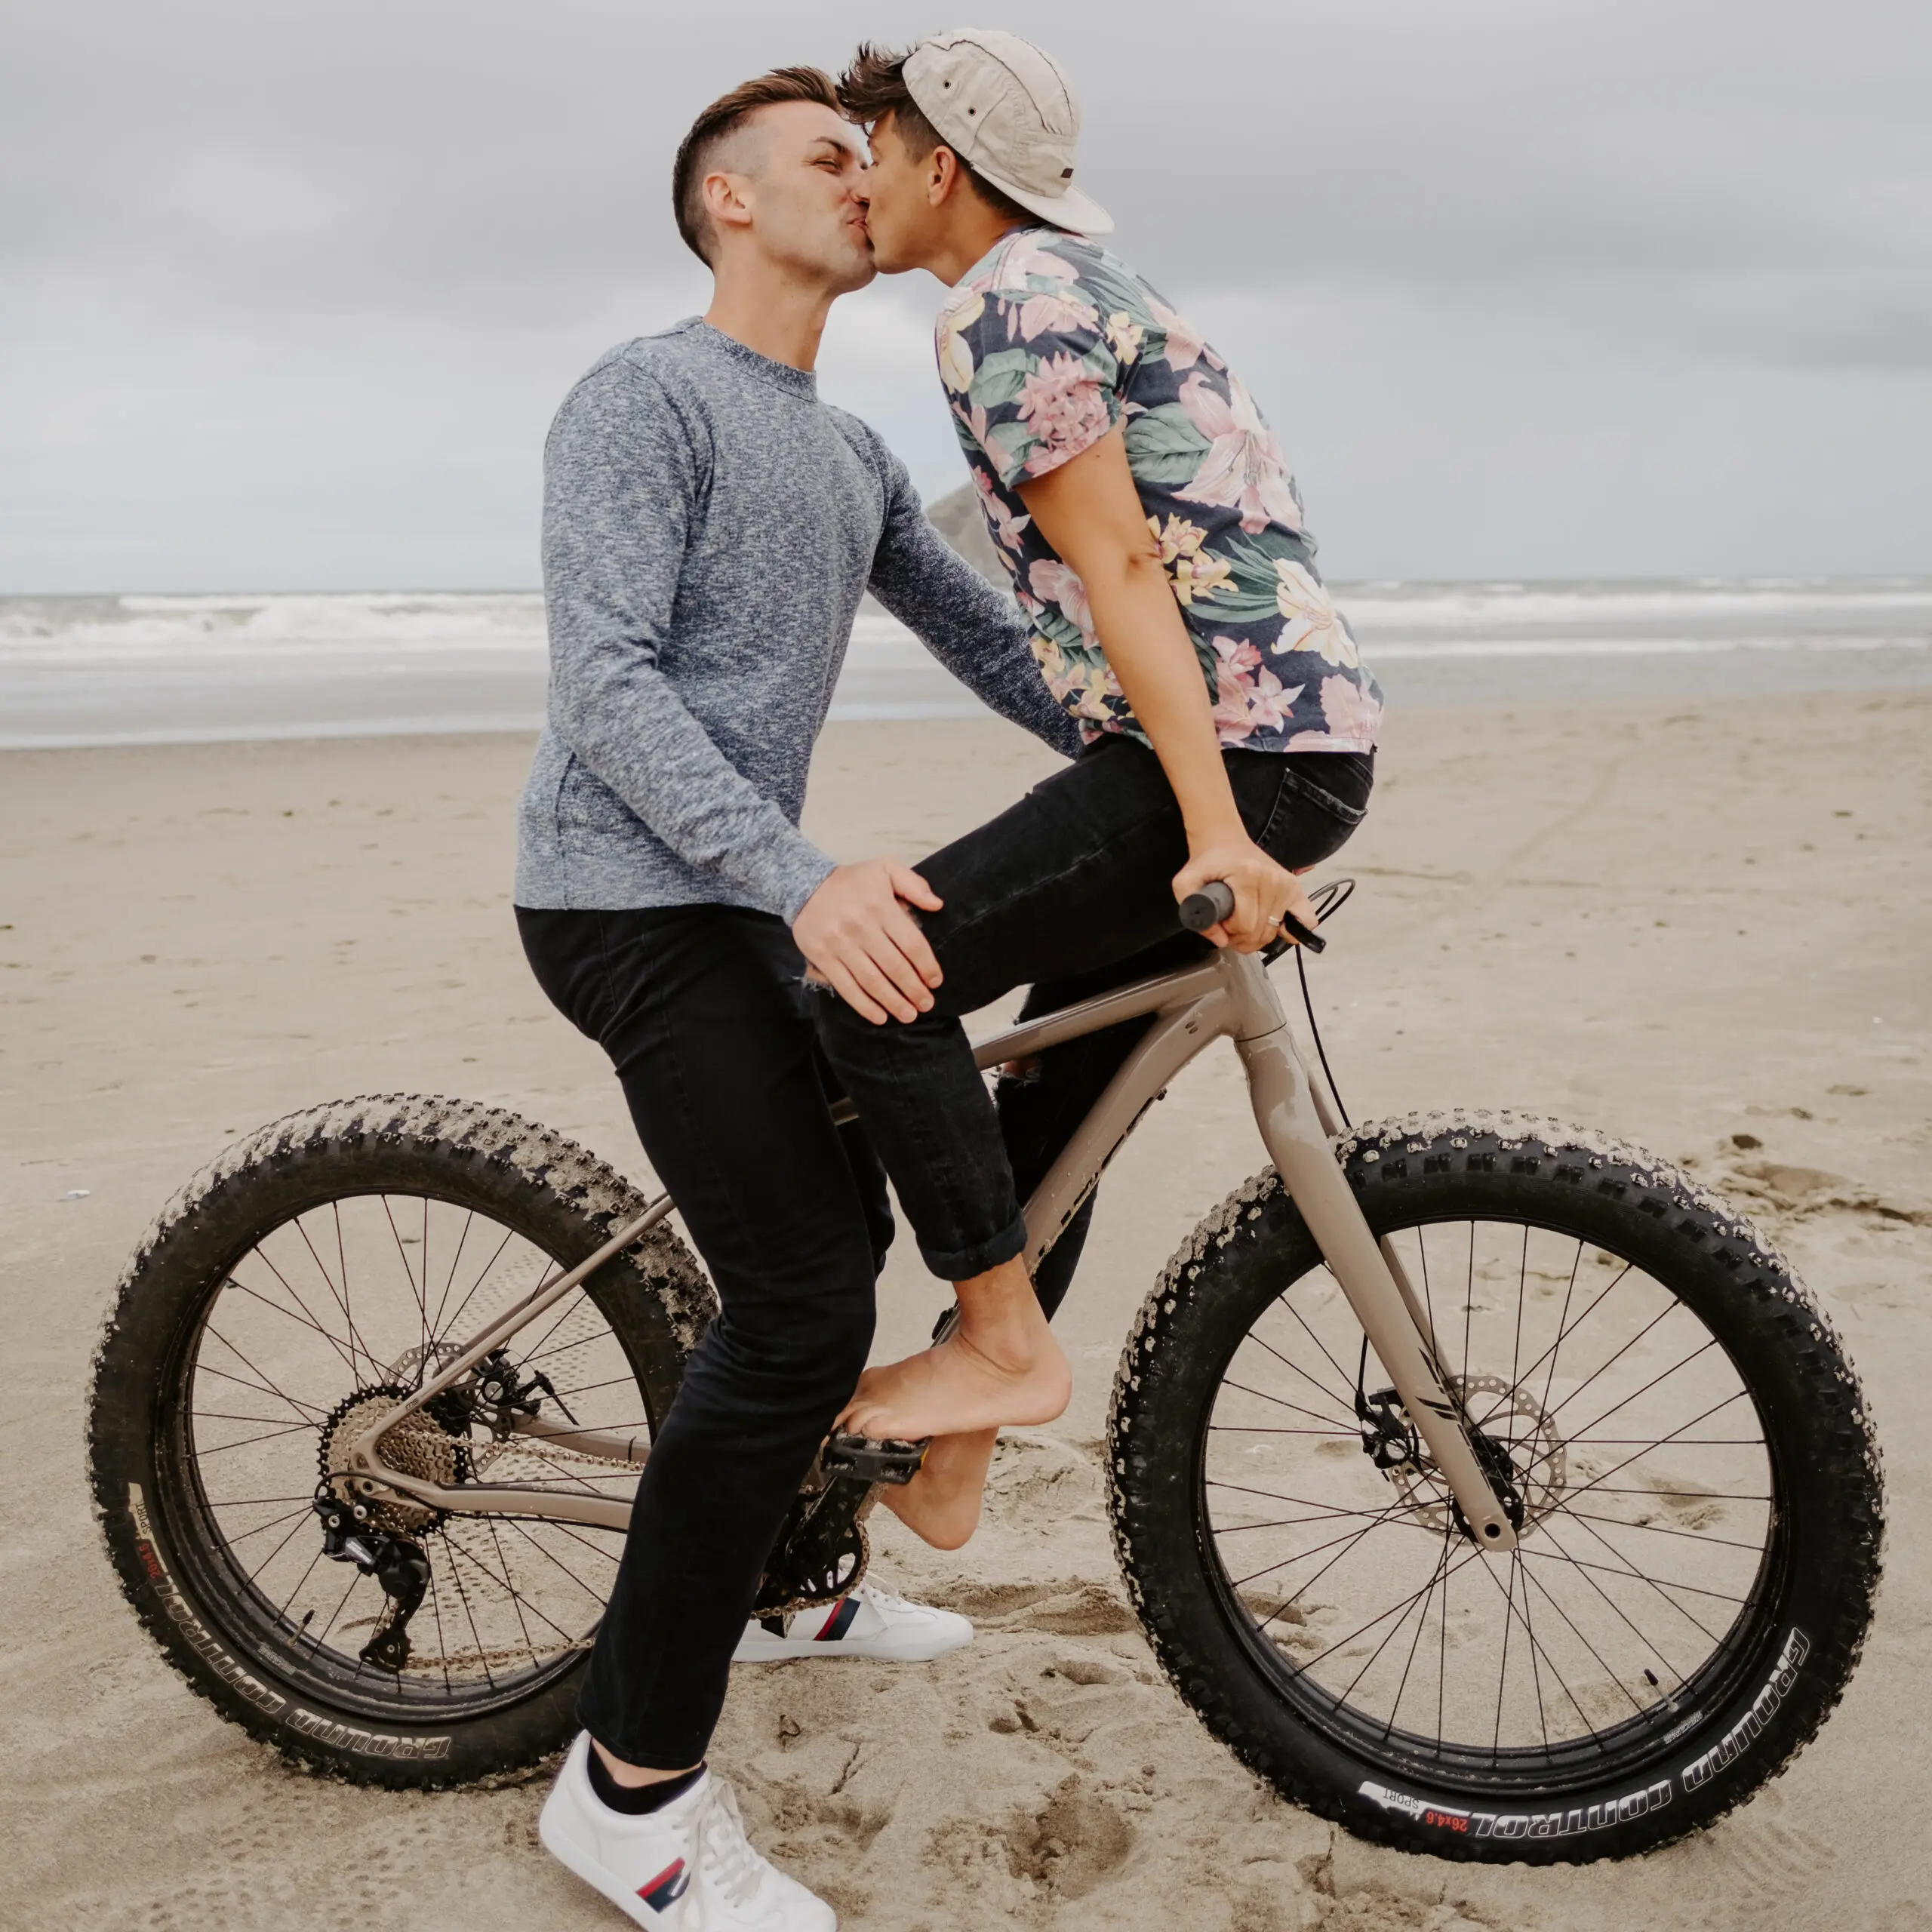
[702,168,755,243]
[926,144,964,211]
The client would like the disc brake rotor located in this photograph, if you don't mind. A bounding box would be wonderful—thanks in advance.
[1385,1371,1567,1533]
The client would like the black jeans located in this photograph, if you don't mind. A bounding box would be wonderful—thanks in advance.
[815,737,1374,1282]
[516,905,893,1768]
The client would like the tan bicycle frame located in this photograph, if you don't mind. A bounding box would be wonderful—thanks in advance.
[340,946,1518,1552]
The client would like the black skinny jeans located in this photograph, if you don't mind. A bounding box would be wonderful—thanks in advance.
[815,737,1374,1283]
[516,906,894,1768]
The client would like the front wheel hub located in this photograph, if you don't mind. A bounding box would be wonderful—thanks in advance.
[1377,1372,1564,1537]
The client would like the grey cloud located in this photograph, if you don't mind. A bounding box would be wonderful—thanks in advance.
[9,0,1927,356]
[3,0,1927,586]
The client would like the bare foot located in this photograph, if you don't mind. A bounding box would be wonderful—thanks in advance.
[838,1325,1069,1440]
[878,1428,997,1550]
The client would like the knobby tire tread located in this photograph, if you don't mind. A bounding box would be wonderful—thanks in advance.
[88,1094,713,1789]
[1106,1107,1883,1863]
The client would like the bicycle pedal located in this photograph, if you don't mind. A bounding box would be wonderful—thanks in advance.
[820,1432,931,1486]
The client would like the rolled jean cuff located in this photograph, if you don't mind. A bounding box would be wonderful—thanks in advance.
[916,1208,1027,1283]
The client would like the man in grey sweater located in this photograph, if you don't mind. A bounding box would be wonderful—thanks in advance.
[517,67,1079,1931]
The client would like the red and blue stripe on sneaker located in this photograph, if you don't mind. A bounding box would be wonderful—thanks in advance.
[815,1597,861,1641]
[638,1858,689,1912]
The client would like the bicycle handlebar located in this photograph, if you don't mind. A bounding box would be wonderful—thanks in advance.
[1179,879,1327,952]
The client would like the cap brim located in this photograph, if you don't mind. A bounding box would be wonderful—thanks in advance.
[974,169,1113,236]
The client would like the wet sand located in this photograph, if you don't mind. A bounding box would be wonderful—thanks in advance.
[2,689,1927,1930]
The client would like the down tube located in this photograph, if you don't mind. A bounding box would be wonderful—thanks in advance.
[1019,992,1226,1273]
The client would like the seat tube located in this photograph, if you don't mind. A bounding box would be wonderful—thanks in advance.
[1223,955,1518,1554]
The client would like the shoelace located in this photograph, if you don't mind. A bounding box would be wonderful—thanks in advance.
[695,1777,768,1911]
[850,1579,914,1615]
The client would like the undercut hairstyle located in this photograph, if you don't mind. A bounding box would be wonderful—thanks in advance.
[836,42,1048,230]
[671,66,843,265]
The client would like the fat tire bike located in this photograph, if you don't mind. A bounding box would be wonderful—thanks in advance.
[88,881,1883,1861]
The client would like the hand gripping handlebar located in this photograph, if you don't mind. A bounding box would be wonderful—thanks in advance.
[1178,880,1325,952]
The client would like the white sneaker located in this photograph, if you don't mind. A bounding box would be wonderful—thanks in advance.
[539,1733,835,1930]
[734,1578,973,1664]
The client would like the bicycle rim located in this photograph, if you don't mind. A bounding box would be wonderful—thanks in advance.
[160,1189,646,1721]
[1198,1212,1782,1792]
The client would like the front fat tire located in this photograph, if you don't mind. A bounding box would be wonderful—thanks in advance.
[88,1094,713,1788]
[1107,1109,1884,1863]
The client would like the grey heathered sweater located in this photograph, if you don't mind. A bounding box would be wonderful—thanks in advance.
[514,319,1081,920]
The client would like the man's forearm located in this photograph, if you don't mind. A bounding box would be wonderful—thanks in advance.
[1078,554,1242,840]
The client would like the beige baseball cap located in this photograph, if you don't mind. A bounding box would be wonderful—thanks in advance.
[902,28,1113,235]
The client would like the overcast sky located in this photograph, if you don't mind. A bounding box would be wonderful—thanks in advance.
[4,0,1928,590]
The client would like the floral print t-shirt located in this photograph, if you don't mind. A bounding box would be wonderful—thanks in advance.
[936,229,1383,754]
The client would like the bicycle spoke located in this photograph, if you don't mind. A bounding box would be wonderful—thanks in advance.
[1247,1503,1431,1634]
[223,1269,362,1384]
[1558,1506,1765,1552]
[1381,1522,1454,1743]
[441,1537,500,1690]
[1210,1417,1359,1437]
[1201,1205,1775,1770]
[194,1423,321,1455]
[197,1331,327,1422]
[486,1517,542,1669]
[1507,1224,1529,1427]
[1518,1531,1703,1686]
[219,1505,315,1549]
[1241,1327,1360,1423]
[1208,1477,1435,1525]
[425,1558,454,1696]
[443,1530,584,1650]
[428,1208,475,1340]
[1283,1542,1491,1681]
[1538,1239,1586,1421]
[433,1222,518,1345]
[1468,1546,1595,1751]
[380,1195,432,1363]
[293,1211,381,1383]
[1263,1294,1360,1409]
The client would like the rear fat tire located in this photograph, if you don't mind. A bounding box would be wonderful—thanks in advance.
[88,1094,713,1787]
[1107,1109,1883,1862]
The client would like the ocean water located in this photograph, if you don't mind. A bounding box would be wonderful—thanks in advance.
[2,578,1927,751]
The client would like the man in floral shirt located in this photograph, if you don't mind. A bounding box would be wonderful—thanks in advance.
[803,33,1382,1543]
[937,230,1384,753]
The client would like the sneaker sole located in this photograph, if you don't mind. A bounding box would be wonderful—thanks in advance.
[734,1633,971,1664]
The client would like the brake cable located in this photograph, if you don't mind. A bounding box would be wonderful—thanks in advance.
[1292,876,1355,1129]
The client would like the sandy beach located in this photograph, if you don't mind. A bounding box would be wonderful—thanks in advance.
[3,689,1927,1931]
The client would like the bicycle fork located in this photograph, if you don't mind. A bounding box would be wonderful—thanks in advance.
[1224,954,1520,1553]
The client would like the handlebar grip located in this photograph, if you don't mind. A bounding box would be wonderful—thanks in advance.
[1179,881,1236,932]
[1178,880,1329,952]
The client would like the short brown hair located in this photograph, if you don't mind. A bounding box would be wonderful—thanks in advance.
[836,42,1045,230]
[671,66,842,265]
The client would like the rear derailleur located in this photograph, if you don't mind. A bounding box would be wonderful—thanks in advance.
[312,1494,429,1672]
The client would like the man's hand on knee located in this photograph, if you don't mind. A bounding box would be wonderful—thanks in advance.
[794,857,945,1025]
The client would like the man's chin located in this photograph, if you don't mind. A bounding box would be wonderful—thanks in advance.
[860,240,914,278]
